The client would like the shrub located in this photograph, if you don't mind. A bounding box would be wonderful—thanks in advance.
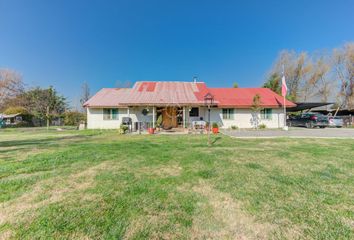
[156,114,163,127]
[63,111,86,126]
[259,123,267,129]
[4,121,32,128]
[120,124,129,134]
[212,122,219,128]
[231,125,238,130]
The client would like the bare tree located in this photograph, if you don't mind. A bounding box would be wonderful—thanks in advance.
[332,43,354,109]
[268,51,312,101]
[80,82,90,110]
[0,69,24,110]
[302,56,332,102]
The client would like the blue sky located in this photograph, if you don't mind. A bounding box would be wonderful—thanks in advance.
[1,0,353,107]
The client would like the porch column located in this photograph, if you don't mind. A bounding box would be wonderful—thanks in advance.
[152,106,156,128]
[183,106,186,128]
[127,107,130,116]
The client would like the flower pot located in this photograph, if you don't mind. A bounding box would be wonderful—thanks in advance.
[212,127,219,134]
[148,127,155,134]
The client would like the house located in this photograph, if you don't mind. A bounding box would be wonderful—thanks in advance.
[84,81,296,130]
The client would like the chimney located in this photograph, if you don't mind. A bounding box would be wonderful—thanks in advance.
[193,76,198,83]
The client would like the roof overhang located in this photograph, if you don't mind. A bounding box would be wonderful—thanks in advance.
[287,102,334,112]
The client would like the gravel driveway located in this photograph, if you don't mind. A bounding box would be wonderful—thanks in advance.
[221,127,354,138]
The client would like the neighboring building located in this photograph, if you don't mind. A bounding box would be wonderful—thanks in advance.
[84,81,296,129]
[0,113,25,126]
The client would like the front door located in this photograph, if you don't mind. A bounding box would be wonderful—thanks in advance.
[162,107,178,129]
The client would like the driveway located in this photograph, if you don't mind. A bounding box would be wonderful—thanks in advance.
[221,127,354,138]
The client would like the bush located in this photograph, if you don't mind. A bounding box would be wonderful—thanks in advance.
[212,122,219,128]
[63,111,86,126]
[231,125,238,130]
[119,124,129,134]
[156,114,163,127]
[259,123,267,129]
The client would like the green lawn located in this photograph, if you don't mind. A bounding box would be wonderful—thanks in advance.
[0,128,353,239]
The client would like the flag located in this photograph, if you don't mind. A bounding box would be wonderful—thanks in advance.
[281,75,287,97]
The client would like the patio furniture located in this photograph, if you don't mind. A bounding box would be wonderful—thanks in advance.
[192,120,206,130]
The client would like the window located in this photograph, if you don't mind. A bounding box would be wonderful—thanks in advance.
[189,107,199,117]
[103,108,119,120]
[261,108,272,120]
[222,108,234,120]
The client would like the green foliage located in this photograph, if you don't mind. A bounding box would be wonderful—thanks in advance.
[259,123,267,129]
[156,114,163,127]
[3,106,28,115]
[119,124,129,134]
[63,111,86,126]
[230,125,238,130]
[263,73,281,94]
[212,122,219,128]
[21,86,67,122]
[233,82,239,88]
[3,121,32,128]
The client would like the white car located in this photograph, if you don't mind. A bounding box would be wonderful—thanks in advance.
[328,116,344,128]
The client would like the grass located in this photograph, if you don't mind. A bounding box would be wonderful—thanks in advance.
[0,128,353,239]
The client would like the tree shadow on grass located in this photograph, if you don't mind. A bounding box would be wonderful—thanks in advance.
[0,135,86,148]
[212,136,222,145]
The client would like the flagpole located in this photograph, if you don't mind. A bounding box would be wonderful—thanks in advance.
[283,90,287,128]
[282,65,288,130]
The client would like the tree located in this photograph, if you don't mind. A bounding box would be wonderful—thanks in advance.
[21,87,67,127]
[64,111,86,126]
[263,73,281,94]
[267,50,312,101]
[303,56,332,102]
[233,82,239,88]
[332,43,354,109]
[0,69,24,111]
[251,94,262,129]
[80,82,90,111]
[3,106,28,115]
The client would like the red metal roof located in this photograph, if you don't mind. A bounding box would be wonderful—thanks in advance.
[84,81,296,108]
[208,88,296,108]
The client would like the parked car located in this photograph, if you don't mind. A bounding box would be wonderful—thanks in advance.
[287,113,329,128]
[328,116,344,128]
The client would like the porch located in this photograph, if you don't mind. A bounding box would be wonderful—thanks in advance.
[124,106,218,132]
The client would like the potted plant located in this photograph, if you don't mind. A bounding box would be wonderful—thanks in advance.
[156,114,162,131]
[148,127,155,134]
[212,122,219,134]
[148,122,155,134]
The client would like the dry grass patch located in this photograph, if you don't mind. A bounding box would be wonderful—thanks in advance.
[191,181,274,240]
[0,230,12,240]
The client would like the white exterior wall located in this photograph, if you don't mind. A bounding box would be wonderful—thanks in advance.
[198,107,285,129]
[87,107,285,129]
[87,107,154,129]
